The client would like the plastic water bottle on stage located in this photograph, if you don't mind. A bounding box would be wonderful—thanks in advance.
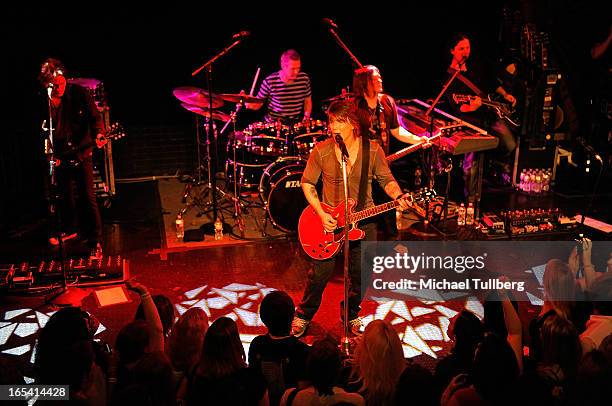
[214,218,223,240]
[466,202,474,225]
[175,213,184,240]
[457,203,466,226]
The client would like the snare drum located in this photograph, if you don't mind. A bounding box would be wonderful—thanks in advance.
[259,157,309,232]
[291,119,328,157]
[249,136,288,157]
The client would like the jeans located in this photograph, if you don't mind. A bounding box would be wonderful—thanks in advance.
[296,222,377,321]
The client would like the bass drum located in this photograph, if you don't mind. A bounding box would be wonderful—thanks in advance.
[259,157,308,233]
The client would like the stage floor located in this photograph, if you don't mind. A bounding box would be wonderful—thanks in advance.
[1,178,610,382]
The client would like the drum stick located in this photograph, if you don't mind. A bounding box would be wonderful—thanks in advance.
[249,67,261,96]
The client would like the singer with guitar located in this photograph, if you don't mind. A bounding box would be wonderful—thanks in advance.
[291,99,411,338]
[443,33,518,196]
[39,58,107,258]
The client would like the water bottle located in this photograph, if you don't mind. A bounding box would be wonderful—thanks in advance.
[534,170,542,194]
[175,213,184,240]
[466,202,474,225]
[457,203,466,226]
[524,170,532,193]
[214,217,223,240]
[542,169,551,192]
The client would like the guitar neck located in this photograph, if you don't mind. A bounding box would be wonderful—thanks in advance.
[481,99,504,109]
[349,199,402,224]
[386,134,441,163]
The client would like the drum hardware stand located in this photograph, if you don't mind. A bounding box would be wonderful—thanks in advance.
[190,32,248,237]
[179,118,229,219]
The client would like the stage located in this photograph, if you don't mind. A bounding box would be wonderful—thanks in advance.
[2,177,611,384]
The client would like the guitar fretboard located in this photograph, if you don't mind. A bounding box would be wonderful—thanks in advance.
[349,200,401,223]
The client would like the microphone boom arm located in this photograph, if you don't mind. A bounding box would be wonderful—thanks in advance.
[324,21,363,68]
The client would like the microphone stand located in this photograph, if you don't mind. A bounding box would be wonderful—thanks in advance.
[43,88,73,305]
[324,19,363,68]
[422,65,465,237]
[191,35,246,238]
[335,134,352,355]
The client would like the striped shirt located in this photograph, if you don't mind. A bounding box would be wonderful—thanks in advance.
[256,71,311,120]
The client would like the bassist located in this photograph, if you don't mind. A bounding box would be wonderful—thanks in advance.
[39,58,107,257]
[443,33,518,195]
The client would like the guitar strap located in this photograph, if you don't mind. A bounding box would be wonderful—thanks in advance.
[355,135,370,212]
[448,68,485,97]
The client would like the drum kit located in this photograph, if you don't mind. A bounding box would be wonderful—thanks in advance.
[174,86,329,234]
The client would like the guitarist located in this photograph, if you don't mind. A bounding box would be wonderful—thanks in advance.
[443,33,518,196]
[291,99,411,338]
[353,66,428,239]
[39,58,107,258]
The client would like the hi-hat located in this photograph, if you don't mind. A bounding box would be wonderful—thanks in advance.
[173,87,225,109]
[219,93,264,103]
[322,92,354,103]
[180,103,230,122]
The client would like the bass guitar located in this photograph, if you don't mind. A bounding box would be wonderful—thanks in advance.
[452,93,520,128]
[53,122,126,167]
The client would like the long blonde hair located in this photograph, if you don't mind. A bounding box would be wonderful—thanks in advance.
[167,307,209,373]
[351,320,405,405]
[543,259,576,319]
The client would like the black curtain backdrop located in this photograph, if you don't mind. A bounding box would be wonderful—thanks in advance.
[0,2,604,230]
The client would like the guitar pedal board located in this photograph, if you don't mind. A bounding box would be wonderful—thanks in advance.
[0,255,129,292]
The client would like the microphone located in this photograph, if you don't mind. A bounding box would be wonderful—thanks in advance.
[334,133,349,158]
[322,18,338,29]
[576,137,603,165]
[232,31,250,39]
[47,83,54,98]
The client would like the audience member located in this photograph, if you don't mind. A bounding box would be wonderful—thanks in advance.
[167,307,209,403]
[434,310,484,396]
[395,362,437,406]
[442,333,519,406]
[280,338,364,406]
[580,272,612,353]
[529,259,577,363]
[349,320,405,406]
[34,306,107,405]
[135,294,176,339]
[187,317,268,405]
[249,291,310,406]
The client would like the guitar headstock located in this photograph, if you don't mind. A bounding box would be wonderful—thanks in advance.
[452,94,471,104]
[106,122,127,141]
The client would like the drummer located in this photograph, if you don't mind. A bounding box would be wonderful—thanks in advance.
[246,49,313,125]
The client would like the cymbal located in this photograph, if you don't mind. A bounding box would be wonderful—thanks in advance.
[322,92,354,103]
[219,93,264,103]
[173,87,224,109]
[180,103,230,122]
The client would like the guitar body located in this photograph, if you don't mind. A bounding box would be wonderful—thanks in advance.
[452,93,520,128]
[298,198,365,260]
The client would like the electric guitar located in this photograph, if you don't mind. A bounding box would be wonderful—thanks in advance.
[386,123,467,163]
[452,93,520,128]
[298,188,434,260]
[53,122,126,167]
